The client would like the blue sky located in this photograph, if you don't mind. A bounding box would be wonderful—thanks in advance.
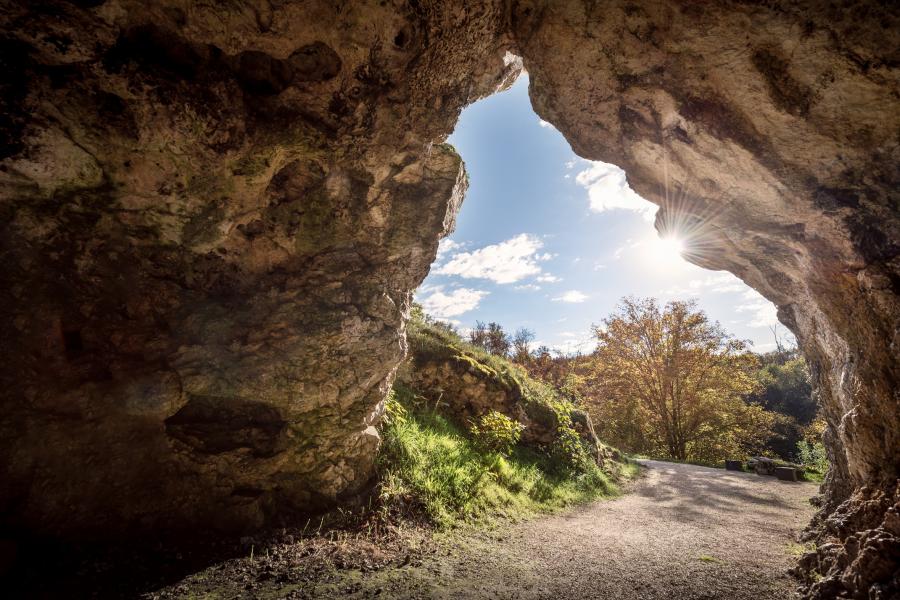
[417,76,787,355]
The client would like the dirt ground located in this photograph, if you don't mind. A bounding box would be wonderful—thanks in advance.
[143,460,819,599]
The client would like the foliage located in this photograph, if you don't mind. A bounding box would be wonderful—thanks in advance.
[795,418,828,479]
[469,411,524,456]
[511,327,535,364]
[752,353,814,422]
[378,385,622,528]
[585,297,773,464]
[796,440,828,477]
[550,417,593,471]
[749,351,816,459]
[469,321,511,356]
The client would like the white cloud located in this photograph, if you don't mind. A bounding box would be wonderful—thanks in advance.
[536,274,560,283]
[593,262,607,271]
[553,290,588,303]
[530,336,595,356]
[613,239,642,260]
[736,290,779,328]
[435,233,547,284]
[515,283,542,291]
[436,238,461,259]
[538,118,554,129]
[418,286,488,318]
[660,271,754,299]
[752,342,779,352]
[575,162,658,221]
[550,337,598,356]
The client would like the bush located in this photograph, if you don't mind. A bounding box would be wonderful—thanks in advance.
[551,422,592,471]
[796,439,828,475]
[378,384,620,528]
[469,411,524,456]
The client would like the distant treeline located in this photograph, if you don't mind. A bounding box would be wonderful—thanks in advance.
[415,297,825,471]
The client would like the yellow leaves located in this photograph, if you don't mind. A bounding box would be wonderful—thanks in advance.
[586,297,777,462]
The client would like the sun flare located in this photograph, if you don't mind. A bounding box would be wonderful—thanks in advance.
[646,234,686,265]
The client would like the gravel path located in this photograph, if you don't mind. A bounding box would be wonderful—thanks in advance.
[350,460,819,599]
[140,460,819,599]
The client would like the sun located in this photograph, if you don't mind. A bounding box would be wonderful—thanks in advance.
[646,234,686,264]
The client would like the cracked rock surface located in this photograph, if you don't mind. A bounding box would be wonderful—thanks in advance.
[513,2,899,597]
[0,0,516,536]
[0,2,897,597]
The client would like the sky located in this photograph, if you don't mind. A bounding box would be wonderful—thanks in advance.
[416,75,788,355]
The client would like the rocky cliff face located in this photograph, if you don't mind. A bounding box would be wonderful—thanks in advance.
[0,1,897,597]
[0,0,518,536]
[513,3,899,596]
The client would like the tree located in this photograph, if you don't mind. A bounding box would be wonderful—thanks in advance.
[587,297,771,463]
[485,322,510,356]
[529,345,555,378]
[751,352,815,423]
[511,327,535,365]
[468,321,511,356]
[749,352,816,459]
[469,321,488,350]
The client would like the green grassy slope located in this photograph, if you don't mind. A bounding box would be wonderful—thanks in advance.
[376,320,638,528]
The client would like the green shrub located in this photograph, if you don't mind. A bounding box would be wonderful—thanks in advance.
[377,384,620,528]
[796,439,828,476]
[551,422,591,471]
[469,411,524,456]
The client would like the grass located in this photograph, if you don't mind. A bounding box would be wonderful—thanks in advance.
[405,320,568,432]
[698,554,721,563]
[799,468,825,483]
[378,384,630,529]
[786,541,817,557]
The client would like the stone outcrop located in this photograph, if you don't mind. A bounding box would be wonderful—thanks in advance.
[398,323,612,462]
[0,1,897,597]
[513,3,899,597]
[0,0,518,536]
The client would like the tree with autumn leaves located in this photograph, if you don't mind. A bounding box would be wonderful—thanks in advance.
[585,297,776,464]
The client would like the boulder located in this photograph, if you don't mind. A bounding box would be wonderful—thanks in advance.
[751,457,778,476]
[397,323,612,463]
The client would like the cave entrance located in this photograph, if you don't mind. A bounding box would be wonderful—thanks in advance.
[418,74,789,358]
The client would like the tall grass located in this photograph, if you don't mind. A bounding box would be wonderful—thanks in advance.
[378,385,630,528]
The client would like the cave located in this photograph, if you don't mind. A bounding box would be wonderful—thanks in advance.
[0,1,897,598]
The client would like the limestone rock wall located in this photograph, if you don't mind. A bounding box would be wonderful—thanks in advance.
[0,1,898,597]
[398,355,605,455]
[512,2,899,596]
[0,0,516,536]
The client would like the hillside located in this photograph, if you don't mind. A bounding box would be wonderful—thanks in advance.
[378,318,635,527]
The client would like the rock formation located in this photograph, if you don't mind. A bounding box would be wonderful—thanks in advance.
[513,3,900,597]
[0,0,518,536]
[0,1,897,597]
[398,321,613,463]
